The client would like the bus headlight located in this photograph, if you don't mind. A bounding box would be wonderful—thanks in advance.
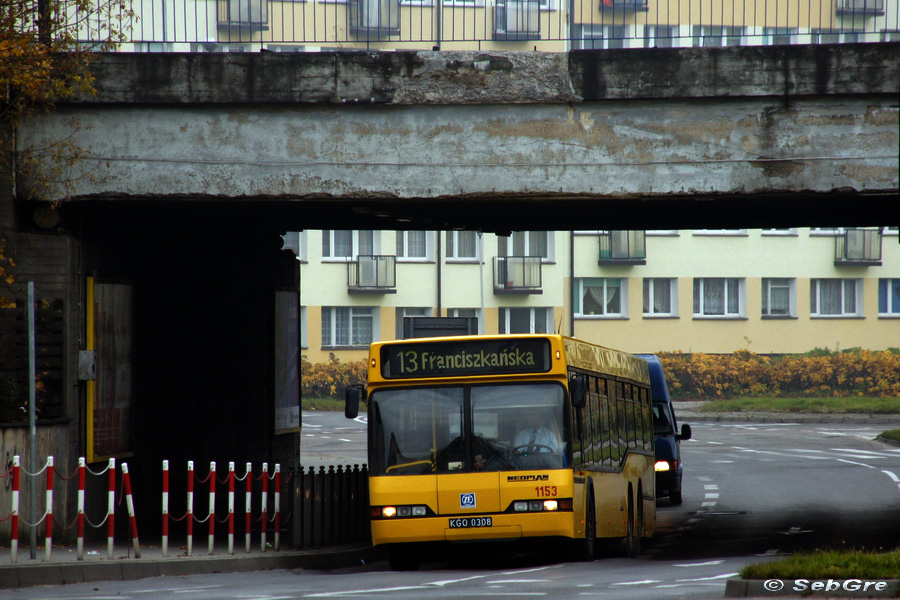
[382,506,398,517]
[543,500,558,511]
[655,460,671,472]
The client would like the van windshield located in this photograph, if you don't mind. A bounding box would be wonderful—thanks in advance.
[652,402,675,435]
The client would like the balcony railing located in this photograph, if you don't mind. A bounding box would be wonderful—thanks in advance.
[349,0,401,38]
[218,0,269,27]
[348,255,397,292]
[598,231,646,265]
[836,0,885,15]
[834,228,882,266]
[494,0,541,41]
[493,256,542,293]
[599,0,650,12]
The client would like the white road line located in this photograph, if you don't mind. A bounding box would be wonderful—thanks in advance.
[882,470,900,483]
[610,580,662,586]
[836,458,875,468]
[673,560,725,567]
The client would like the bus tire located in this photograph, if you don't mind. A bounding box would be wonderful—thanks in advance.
[624,488,641,558]
[572,488,596,562]
[388,546,420,571]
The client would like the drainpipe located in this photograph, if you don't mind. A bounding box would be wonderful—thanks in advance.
[436,232,442,316]
[569,231,575,337]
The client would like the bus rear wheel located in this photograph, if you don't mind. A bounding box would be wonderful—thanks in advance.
[624,491,642,558]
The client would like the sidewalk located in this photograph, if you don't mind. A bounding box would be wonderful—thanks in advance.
[0,542,385,589]
[674,402,900,426]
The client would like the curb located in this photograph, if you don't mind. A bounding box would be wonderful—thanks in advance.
[0,545,386,589]
[725,578,900,598]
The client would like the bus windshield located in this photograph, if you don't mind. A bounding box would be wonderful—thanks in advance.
[370,383,566,475]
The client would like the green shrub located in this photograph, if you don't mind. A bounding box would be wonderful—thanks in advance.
[301,354,367,399]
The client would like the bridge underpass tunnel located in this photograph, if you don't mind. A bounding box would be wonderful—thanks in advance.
[71,201,301,537]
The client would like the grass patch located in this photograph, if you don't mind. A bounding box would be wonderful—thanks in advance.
[741,549,900,580]
[877,429,900,444]
[302,397,366,412]
[698,397,900,414]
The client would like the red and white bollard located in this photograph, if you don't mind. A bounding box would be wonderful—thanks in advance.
[273,464,281,552]
[107,458,116,559]
[45,456,54,562]
[208,462,216,554]
[162,460,170,557]
[244,462,253,554]
[227,462,235,555]
[77,458,86,560]
[121,462,141,558]
[10,456,20,563]
[260,463,268,552]
[186,461,194,557]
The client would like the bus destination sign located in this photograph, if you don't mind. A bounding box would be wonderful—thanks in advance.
[380,338,552,379]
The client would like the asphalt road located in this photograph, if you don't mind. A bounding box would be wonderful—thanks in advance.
[6,416,899,600]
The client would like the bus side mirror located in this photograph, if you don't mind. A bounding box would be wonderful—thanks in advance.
[678,423,692,441]
[570,376,586,409]
[345,385,365,419]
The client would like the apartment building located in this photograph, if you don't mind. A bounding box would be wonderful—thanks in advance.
[116,0,900,52]
[293,227,900,364]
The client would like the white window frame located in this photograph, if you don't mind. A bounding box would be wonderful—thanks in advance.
[446,231,481,262]
[449,308,483,334]
[497,231,555,263]
[642,278,678,318]
[282,231,308,261]
[762,278,796,318]
[396,231,434,262]
[575,278,627,318]
[321,306,376,347]
[693,278,745,318]
[879,279,900,317]
[811,279,862,318]
[498,307,553,334]
[322,230,377,261]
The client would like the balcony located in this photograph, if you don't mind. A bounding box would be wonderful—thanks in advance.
[599,0,650,12]
[494,256,542,294]
[836,0,884,15]
[598,231,646,265]
[218,0,269,28]
[494,0,541,41]
[348,255,397,293]
[349,0,401,38]
[834,228,882,266]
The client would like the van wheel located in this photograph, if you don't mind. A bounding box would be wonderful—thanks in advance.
[572,489,596,562]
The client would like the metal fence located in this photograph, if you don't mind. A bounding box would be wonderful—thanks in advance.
[25,0,900,51]
[294,464,370,548]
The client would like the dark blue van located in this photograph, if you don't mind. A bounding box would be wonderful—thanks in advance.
[637,355,691,506]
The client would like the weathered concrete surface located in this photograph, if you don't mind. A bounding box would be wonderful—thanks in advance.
[15,44,899,230]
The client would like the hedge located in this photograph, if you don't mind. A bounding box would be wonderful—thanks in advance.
[658,348,900,399]
[300,348,900,400]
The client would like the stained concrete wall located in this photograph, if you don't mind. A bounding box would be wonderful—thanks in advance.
[15,44,899,231]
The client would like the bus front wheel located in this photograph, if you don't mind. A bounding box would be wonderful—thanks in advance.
[572,489,596,562]
[388,545,420,571]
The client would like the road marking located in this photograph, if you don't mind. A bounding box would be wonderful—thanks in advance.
[675,573,739,582]
[610,580,661,586]
[673,560,724,567]
[836,458,875,468]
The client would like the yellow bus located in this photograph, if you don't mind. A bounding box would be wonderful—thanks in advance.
[344,334,655,570]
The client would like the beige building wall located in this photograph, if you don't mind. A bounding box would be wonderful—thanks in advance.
[300,228,900,365]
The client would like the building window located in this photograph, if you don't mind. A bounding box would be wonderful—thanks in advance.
[396,231,432,261]
[395,307,430,338]
[300,306,308,349]
[282,231,308,261]
[810,279,861,317]
[322,230,374,259]
[643,278,677,317]
[693,278,744,318]
[499,307,552,334]
[446,231,479,260]
[878,279,900,316]
[575,278,626,317]
[762,278,795,317]
[498,231,552,261]
[321,306,374,347]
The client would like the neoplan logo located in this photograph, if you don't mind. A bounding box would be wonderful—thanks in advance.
[507,474,549,482]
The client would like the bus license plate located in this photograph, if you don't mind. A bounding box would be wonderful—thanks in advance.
[448,517,492,529]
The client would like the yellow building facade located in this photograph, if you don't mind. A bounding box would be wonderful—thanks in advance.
[296,228,900,364]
